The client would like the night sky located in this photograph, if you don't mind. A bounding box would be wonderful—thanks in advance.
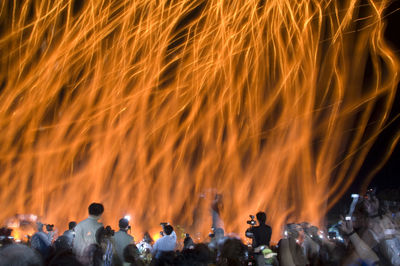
[330,0,400,217]
[351,0,400,192]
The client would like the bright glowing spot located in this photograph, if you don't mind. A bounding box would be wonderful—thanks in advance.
[153,233,161,242]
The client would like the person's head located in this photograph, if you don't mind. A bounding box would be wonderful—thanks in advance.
[163,225,173,235]
[219,238,247,264]
[54,235,71,251]
[300,222,310,229]
[68,221,77,230]
[256,211,266,224]
[183,235,194,250]
[95,226,114,247]
[0,227,13,246]
[352,201,369,230]
[48,250,83,266]
[119,218,130,231]
[0,244,43,266]
[285,223,300,239]
[123,244,140,263]
[307,226,319,237]
[88,202,104,217]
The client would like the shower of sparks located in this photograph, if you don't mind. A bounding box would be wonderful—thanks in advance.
[0,0,399,241]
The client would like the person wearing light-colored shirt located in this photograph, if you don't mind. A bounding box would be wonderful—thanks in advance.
[72,202,104,263]
[152,225,176,259]
[114,218,134,265]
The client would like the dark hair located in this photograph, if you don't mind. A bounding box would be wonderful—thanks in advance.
[123,244,140,263]
[183,235,194,250]
[163,225,173,235]
[54,235,71,251]
[256,212,266,224]
[219,238,247,264]
[48,250,83,266]
[68,221,77,230]
[88,203,104,216]
[119,218,129,229]
[0,244,43,266]
[95,226,114,244]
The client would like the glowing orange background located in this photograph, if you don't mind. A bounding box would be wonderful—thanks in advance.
[0,0,398,242]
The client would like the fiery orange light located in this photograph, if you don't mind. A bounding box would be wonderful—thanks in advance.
[0,0,399,242]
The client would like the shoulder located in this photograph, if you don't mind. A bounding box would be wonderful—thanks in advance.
[76,218,89,227]
[114,231,125,239]
[91,220,103,229]
[155,237,165,245]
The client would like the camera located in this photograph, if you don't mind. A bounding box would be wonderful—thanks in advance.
[46,224,54,232]
[246,215,256,226]
[159,223,169,237]
[245,215,257,239]
[365,187,376,199]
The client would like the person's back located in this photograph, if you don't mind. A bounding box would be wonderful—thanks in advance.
[31,222,52,259]
[252,223,272,247]
[0,243,43,266]
[251,212,272,248]
[114,218,134,265]
[152,225,176,260]
[73,202,104,261]
[62,221,76,248]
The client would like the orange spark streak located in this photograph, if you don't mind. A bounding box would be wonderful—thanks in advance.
[0,0,398,241]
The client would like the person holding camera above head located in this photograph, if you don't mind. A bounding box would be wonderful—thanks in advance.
[339,214,380,265]
[278,224,307,266]
[247,212,272,248]
[152,224,177,263]
[46,223,56,243]
[72,202,104,263]
[114,218,134,265]
[351,190,400,266]
[246,212,272,266]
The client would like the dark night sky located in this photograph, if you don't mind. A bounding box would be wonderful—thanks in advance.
[329,0,400,217]
[351,0,400,192]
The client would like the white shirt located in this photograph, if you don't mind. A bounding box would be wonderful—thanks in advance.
[152,232,176,259]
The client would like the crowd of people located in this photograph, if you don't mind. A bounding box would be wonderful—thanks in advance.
[0,189,399,266]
